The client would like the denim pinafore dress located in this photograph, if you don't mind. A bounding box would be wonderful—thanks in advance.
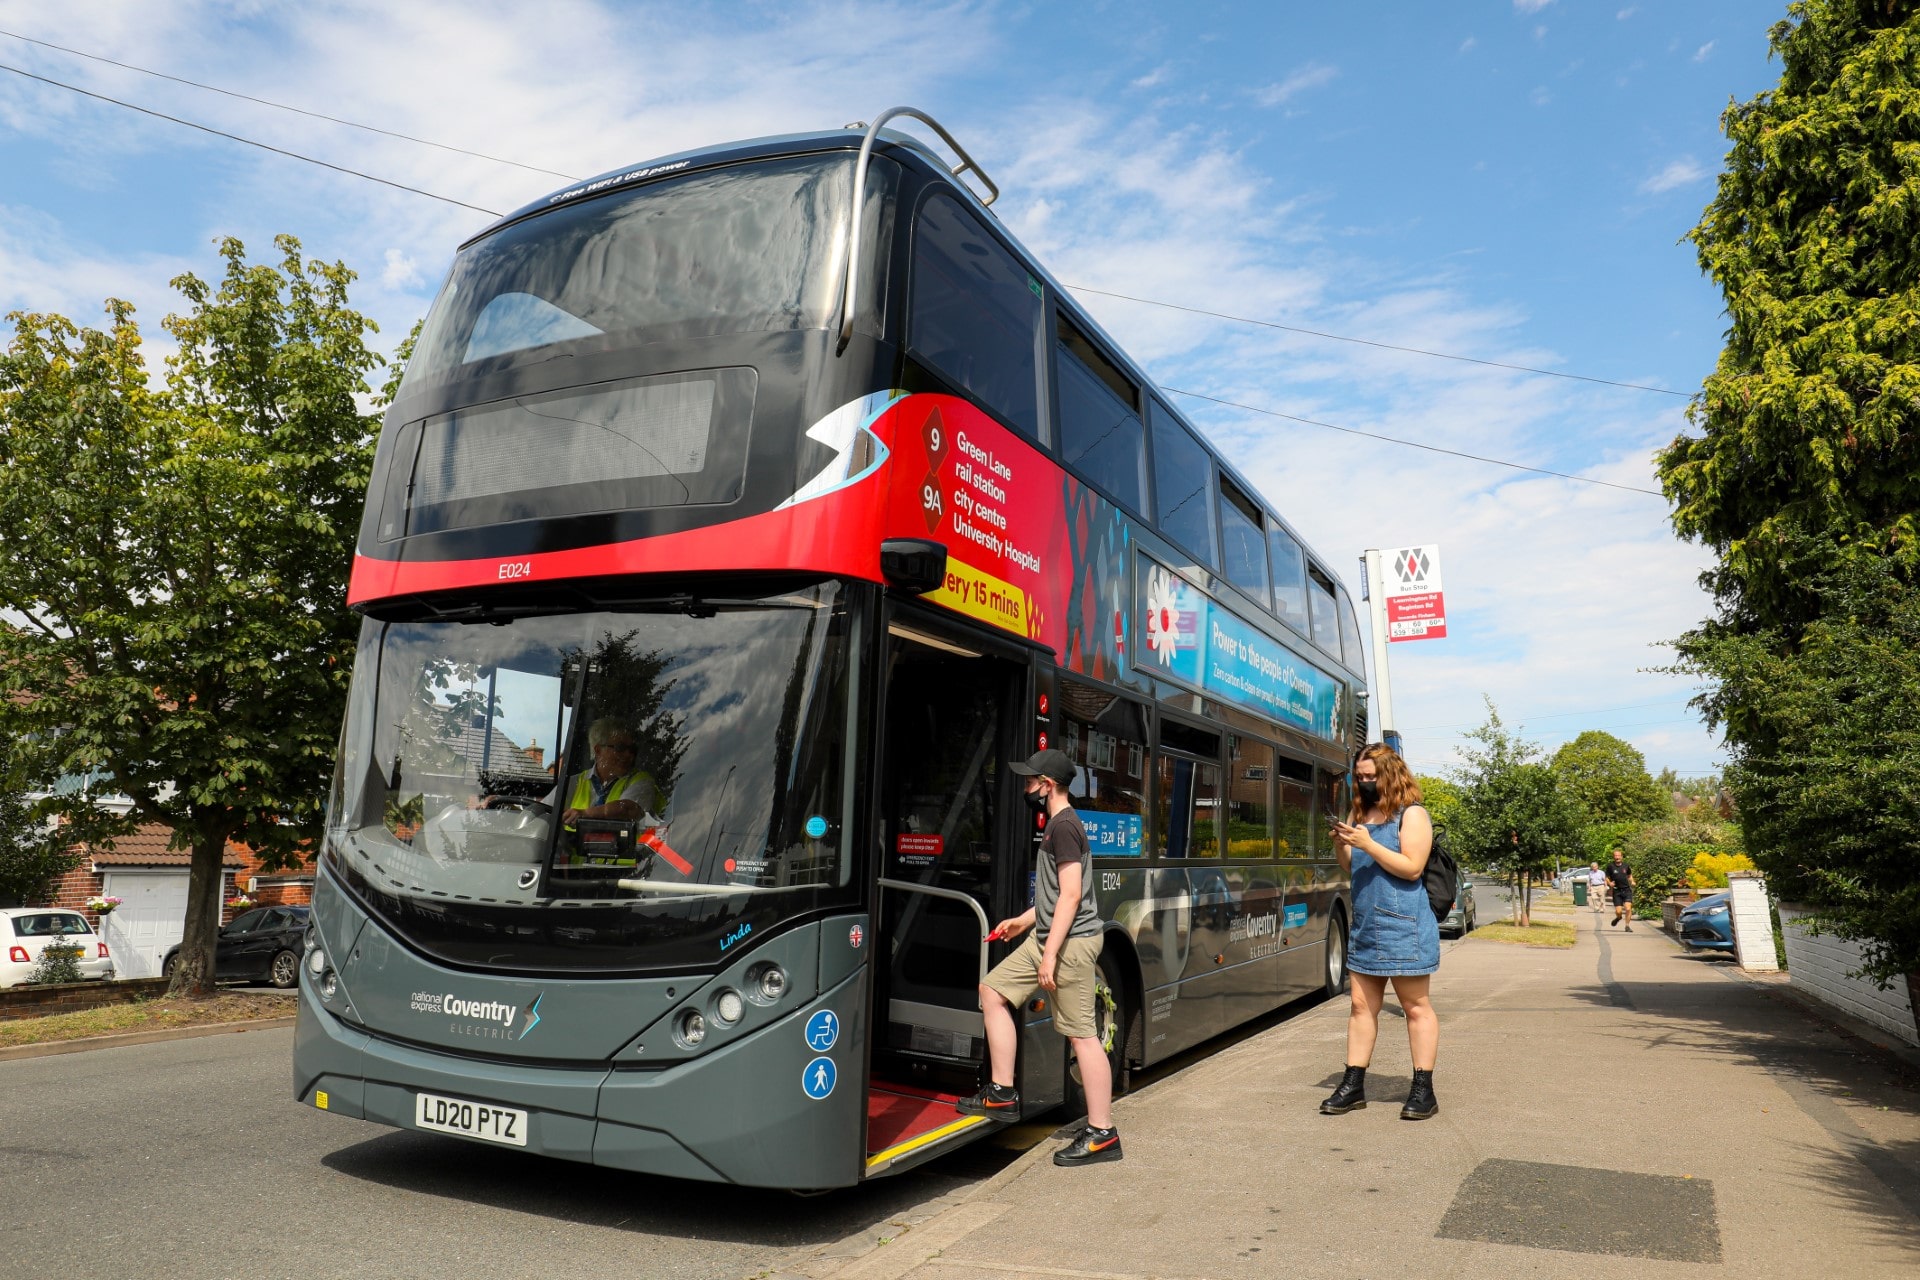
[1347,806,1441,978]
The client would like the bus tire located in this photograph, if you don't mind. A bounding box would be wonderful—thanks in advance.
[1067,949,1133,1117]
[1324,906,1349,1000]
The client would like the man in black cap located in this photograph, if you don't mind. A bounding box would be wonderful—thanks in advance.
[956,748,1121,1166]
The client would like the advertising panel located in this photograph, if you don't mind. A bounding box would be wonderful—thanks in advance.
[1134,553,1347,740]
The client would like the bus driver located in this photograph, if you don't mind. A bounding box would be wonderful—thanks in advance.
[556,718,659,829]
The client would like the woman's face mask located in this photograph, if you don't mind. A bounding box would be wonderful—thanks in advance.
[1356,777,1381,805]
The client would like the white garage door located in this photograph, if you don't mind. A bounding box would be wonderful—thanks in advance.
[100,871,190,979]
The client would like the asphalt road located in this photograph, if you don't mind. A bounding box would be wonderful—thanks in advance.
[0,1028,1039,1280]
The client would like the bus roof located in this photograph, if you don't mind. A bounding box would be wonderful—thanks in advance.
[472,125,1359,672]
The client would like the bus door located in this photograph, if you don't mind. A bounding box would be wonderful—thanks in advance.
[866,611,1027,1171]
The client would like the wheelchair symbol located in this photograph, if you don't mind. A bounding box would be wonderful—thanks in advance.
[805,1009,840,1052]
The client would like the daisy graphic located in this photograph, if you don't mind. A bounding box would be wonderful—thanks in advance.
[1146,568,1183,666]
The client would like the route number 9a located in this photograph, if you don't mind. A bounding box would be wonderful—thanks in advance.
[497,561,533,580]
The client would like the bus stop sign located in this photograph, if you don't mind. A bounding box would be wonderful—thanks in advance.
[1384,544,1447,642]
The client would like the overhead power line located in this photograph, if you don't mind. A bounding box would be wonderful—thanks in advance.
[1164,387,1666,497]
[0,27,580,181]
[0,62,504,217]
[3,55,1673,500]
[1072,285,1691,398]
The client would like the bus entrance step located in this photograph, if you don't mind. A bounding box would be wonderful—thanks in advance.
[866,1082,986,1168]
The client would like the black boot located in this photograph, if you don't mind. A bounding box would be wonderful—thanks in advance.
[1320,1065,1367,1114]
[1401,1069,1438,1120]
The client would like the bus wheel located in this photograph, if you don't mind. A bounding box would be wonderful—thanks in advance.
[1068,950,1132,1115]
[1324,908,1349,999]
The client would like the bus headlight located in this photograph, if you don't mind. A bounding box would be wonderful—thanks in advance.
[321,971,339,1001]
[307,948,328,977]
[677,1009,707,1048]
[749,963,787,1003]
[714,989,744,1025]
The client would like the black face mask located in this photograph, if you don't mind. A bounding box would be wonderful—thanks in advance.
[1356,778,1381,806]
[1024,785,1051,815]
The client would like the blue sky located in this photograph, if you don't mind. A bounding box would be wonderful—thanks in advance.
[0,1,1792,780]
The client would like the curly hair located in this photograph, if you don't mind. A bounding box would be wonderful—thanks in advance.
[1349,742,1423,820]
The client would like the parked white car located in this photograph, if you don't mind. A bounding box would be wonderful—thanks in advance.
[1,908,116,989]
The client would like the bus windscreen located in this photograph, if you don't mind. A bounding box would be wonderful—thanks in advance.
[401,153,891,392]
[326,581,857,973]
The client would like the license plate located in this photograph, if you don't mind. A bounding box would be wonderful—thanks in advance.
[413,1091,528,1147]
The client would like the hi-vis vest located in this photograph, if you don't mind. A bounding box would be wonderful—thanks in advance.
[565,770,652,828]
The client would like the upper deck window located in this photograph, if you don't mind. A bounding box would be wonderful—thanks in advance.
[909,193,1046,441]
[1149,401,1216,570]
[1336,583,1366,676]
[1307,564,1341,654]
[1054,317,1145,512]
[402,154,895,391]
[1268,525,1307,635]
[1217,475,1270,607]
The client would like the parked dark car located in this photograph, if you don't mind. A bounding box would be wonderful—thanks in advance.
[161,905,310,987]
[1678,892,1735,954]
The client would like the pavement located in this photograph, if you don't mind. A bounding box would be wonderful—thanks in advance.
[779,902,1920,1280]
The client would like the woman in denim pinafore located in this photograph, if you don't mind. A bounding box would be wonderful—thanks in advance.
[1320,743,1441,1120]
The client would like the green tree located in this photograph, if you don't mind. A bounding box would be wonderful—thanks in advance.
[0,742,73,906]
[1660,0,1920,632]
[0,235,381,995]
[1451,704,1585,927]
[1654,768,1721,805]
[1550,731,1667,824]
[1677,556,1918,986]
[1658,1,1920,1006]
[1415,774,1462,836]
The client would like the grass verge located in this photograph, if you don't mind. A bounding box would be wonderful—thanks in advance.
[1470,921,1577,948]
[0,991,295,1048]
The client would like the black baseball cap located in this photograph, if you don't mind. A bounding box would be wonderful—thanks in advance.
[1010,748,1075,786]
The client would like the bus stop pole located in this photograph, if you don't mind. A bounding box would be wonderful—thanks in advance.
[1360,550,1400,757]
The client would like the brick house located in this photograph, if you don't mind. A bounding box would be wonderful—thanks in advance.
[34,821,315,979]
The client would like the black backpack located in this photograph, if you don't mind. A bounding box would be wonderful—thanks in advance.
[1422,817,1460,921]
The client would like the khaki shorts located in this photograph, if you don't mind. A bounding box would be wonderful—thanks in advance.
[983,932,1105,1040]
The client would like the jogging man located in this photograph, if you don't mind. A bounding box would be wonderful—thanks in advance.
[1605,848,1636,931]
[1586,862,1608,914]
[957,748,1121,1166]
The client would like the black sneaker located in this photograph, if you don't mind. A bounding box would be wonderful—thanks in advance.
[955,1083,1020,1122]
[1609,916,1620,927]
[1052,1126,1123,1166]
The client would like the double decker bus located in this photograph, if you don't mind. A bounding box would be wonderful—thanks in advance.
[296,109,1369,1190]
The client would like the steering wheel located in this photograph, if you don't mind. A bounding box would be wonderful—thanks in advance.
[487,797,553,817]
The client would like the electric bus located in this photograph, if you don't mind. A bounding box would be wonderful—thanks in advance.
[296,109,1368,1190]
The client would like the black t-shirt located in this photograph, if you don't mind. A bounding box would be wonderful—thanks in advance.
[1606,862,1633,890]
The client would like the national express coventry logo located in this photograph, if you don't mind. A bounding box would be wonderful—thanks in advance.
[411,990,544,1041]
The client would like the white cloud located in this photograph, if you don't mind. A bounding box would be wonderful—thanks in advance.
[1130,64,1172,91]
[1459,36,1478,54]
[1254,62,1337,108]
[1617,6,1637,18]
[1694,41,1716,62]
[1530,86,1552,107]
[0,0,1726,778]
[1641,157,1707,194]
[1514,0,1555,12]
[380,248,422,289]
